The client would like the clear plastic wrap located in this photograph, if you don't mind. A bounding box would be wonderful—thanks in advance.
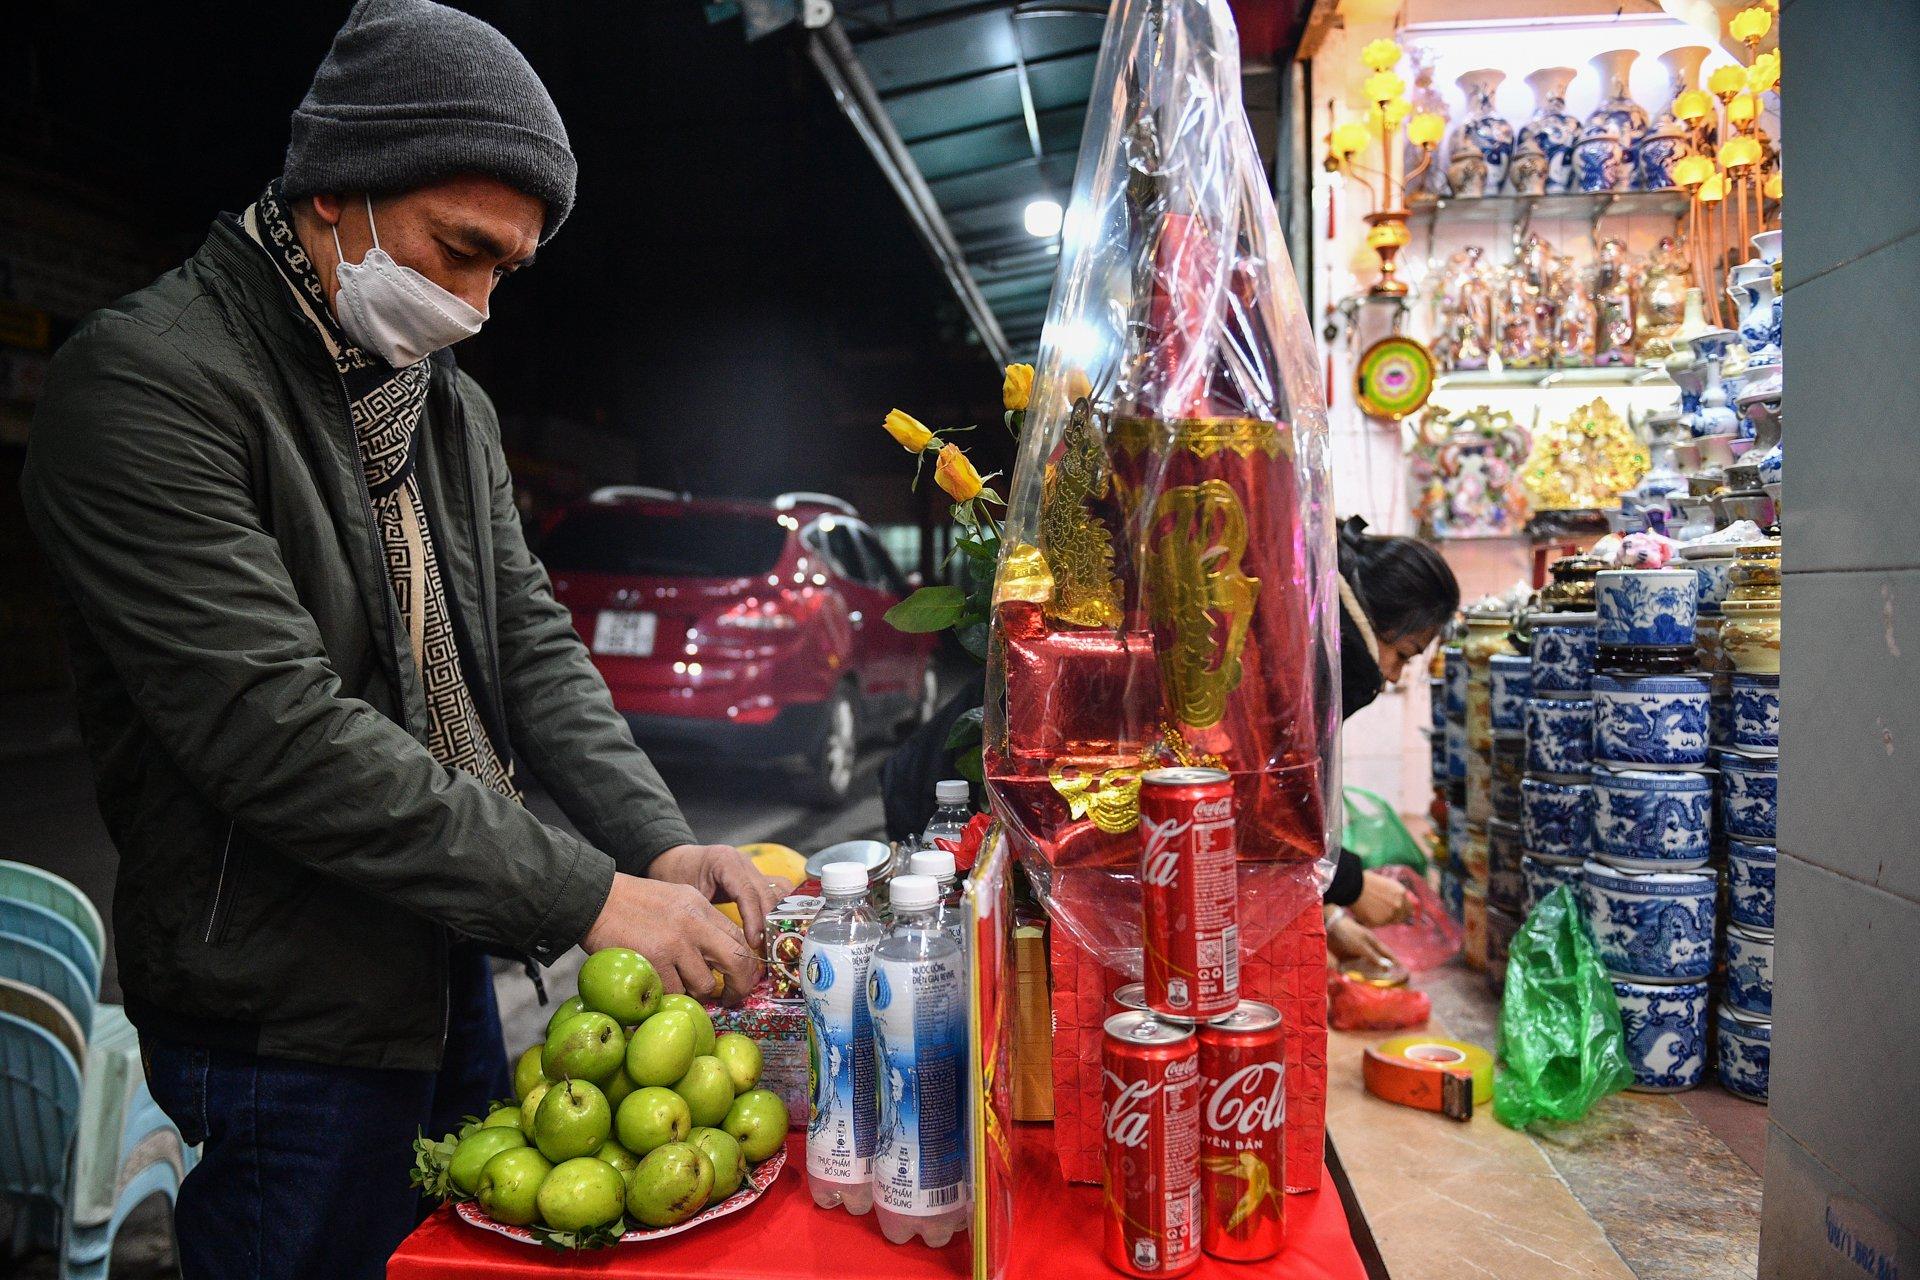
[983,0,1341,973]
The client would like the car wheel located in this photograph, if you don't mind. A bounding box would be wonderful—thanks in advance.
[797,688,859,808]
[897,663,941,737]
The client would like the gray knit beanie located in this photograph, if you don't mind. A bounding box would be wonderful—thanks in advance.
[284,0,576,240]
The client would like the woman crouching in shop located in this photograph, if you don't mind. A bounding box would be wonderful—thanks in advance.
[1325,516,1461,967]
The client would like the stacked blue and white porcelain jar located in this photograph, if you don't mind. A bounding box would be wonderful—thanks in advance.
[1520,601,1596,919]
[1584,569,1718,1092]
[1438,638,1469,924]
[1715,662,1777,1102]
[1486,649,1532,989]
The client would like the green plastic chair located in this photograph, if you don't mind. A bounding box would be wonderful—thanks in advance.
[1342,787,1429,873]
[0,863,105,968]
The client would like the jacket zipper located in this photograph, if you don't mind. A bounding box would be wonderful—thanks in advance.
[203,820,239,944]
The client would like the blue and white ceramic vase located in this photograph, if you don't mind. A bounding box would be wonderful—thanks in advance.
[1731,674,1780,753]
[1448,69,1512,197]
[1592,673,1712,767]
[1636,46,1708,190]
[1716,1004,1771,1101]
[1573,49,1646,193]
[1444,647,1469,718]
[1730,261,1781,364]
[1596,569,1697,648]
[1725,922,1775,1015]
[1680,545,1736,615]
[1525,695,1594,776]
[1614,977,1709,1091]
[1492,734,1526,817]
[1711,674,1736,748]
[1591,767,1713,867]
[1686,328,1742,439]
[1490,654,1533,733]
[1518,67,1580,194]
[1582,861,1717,982]
[1487,818,1525,913]
[1530,612,1598,691]
[1728,839,1776,929]
[1445,719,1468,781]
[1522,776,1594,859]
[1718,749,1779,841]
[1523,852,1584,914]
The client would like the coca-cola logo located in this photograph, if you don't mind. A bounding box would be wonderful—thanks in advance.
[1141,815,1190,886]
[1193,797,1232,822]
[1205,1062,1284,1136]
[1103,1071,1160,1148]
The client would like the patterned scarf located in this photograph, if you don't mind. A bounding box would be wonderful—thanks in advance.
[247,181,519,802]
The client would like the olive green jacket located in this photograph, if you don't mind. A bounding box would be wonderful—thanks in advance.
[22,215,695,1070]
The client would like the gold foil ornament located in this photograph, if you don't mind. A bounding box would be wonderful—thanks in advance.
[1145,479,1259,730]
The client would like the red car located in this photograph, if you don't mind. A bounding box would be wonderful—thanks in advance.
[543,489,939,804]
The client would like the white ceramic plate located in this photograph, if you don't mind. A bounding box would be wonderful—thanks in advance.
[455,1145,786,1246]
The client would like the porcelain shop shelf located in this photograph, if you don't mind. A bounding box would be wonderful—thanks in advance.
[1433,365,1672,390]
[1410,189,1691,235]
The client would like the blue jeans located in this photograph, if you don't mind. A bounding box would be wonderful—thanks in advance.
[143,945,514,1280]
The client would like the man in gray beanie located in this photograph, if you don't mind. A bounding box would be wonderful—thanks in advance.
[22,3,788,1275]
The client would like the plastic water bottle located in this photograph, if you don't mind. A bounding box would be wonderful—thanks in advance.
[868,875,970,1247]
[920,779,972,854]
[803,862,884,1214]
[907,848,968,955]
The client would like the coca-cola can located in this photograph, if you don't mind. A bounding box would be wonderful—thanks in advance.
[1198,1001,1286,1260]
[1113,982,1149,1013]
[1140,767,1239,1020]
[1102,1011,1202,1277]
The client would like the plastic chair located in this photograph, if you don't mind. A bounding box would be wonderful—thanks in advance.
[0,902,100,996]
[0,979,86,1066]
[0,937,91,1044]
[0,863,106,967]
[0,1011,82,1204]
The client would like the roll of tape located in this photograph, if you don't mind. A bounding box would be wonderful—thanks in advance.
[1363,1036,1496,1121]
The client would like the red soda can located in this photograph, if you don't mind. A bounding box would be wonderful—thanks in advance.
[1102,1012,1202,1277]
[1139,767,1239,1020]
[1198,1001,1286,1260]
[1112,982,1149,1013]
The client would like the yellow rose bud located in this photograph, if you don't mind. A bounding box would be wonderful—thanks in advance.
[1002,363,1035,412]
[934,443,984,502]
[883,408,934,453]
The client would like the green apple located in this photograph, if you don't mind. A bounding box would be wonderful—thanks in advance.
[481,1106,521,1130]
[475,1147,551,1226]
[712,1032,762,1095]
[626,1142,714,1228]
[625,1010,697,1087]
[545,995,587,1036]
[615,1085,691,1155]
[448,1126,528,1195]
[672,1056,735,1129]
[660,994,716,1056]
[519,1081,551,1134]
[596,1140,640,1182]
[536,1157,627,1233]
[602,1066,636,1112]
[723,1088,789,1163]
[578,948,665,1025]
[533,1079,612,1163]
[687,1126,746,1203]
[513,1044,547,1101]
[542,1012,625,1084]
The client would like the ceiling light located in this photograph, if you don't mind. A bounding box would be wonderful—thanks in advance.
[1023,198,1064,238]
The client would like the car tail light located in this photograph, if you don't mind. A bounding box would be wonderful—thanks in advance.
[713,590,814,632]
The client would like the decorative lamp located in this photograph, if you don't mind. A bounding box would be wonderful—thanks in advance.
[1727,92,1760,126]
[1729,5,1773,45]
[1749,51,1781,93]
[1699,171,1729,202]
[1330,122,1370,160]
[1764,171,1783,200]
[1672,154,1715,188]
[1719,135,1763,169]
[1407,111,1446,149]
[1360,39,1402,72]
[1363,71,1407,104]
[1708,64,1748,98]
[1674,89,1714,122]
[1367,99,1412,132]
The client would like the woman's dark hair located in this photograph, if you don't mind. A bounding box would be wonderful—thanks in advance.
[1337,515,1460,642]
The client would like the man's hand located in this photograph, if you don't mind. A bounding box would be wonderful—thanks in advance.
[582,872,761,1004]
[1326,910,1400,972]
[1351,870,1413,928]
[647,843,793,954]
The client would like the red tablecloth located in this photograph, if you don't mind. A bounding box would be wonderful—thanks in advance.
[389,1128,1363,1279]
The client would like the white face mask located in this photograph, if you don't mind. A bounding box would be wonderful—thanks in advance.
[330,195,486,367]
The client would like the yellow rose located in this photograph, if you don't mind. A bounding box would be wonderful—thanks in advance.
[1065,367,1093,402]
[883,408,934,452]
[1002,363,1035,412]
[934,443,984,502]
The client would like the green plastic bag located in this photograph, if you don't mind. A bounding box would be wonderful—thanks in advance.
[1341,788,1427,872]
[1494,885,1634,1129]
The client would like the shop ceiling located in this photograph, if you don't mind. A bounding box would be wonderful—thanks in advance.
[710,0,1302,364]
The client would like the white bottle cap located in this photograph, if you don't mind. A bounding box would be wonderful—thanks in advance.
[819,861,869,893]
[936,779,970,805]
[890,874,938,911]
[909,849,956,880]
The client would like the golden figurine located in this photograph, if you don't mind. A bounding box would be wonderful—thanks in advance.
[1522,396,1649,510]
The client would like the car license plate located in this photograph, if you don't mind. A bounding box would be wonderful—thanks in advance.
[593,610,657,657]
